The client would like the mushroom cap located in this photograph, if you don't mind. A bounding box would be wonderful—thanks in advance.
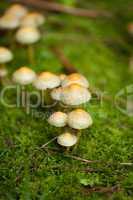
[20,12,45,27]
[60,84,91,106]
[15,27,41,44]
[12,67,36,85]
[57,132,77,147]
[48,111,68,127]
[0,47,13,63]
[0,68,8,77]
[33,72,61,90]
[68,109,93,130]
[5,4,28,19]
[61,73,89,88]
[0,14,20,29]
[51,87,62,101]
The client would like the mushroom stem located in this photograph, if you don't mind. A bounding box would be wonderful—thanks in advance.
[66,147,70,152]
[77,130,82,140]
[27,45,35,66]
[44,89,53,106]
[0,63,6,69]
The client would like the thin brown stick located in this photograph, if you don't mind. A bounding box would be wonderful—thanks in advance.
[11,0,112,18]
[40,136,57,149]
[64,154,99,163]
[83,185,121,195]
[50,46,78,74]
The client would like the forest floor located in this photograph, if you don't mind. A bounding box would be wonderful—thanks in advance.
[0,0,133,199]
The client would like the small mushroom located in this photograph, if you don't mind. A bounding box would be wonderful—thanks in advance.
[68,109,93,130]
[0,47,13,81]
[12,66,36,85]
[33,72,61,105]
[60,84,91,106]
[51,87,62,101]
[48,111,68,127]
[57,132,78,150]
[61,73,89,88]
[15,27,41,65]
[5,4,28,20]
[20,12,45,28]
[68,109,93,145]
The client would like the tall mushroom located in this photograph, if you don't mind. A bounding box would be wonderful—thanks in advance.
[0,47,13,83]
[5,4,28,20]
[15,27,41,65]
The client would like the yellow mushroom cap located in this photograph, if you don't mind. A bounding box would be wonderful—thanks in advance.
[0,14,20,29]
[68,109,93,130]
[0,47,13,63]
[48,111,68,127]
[51,87,62,101]
[61,84,91,106]
[57,132,77,147]
[20,12,45,27]
[61,73,89,88]
[15,27,41,44]
[33,72,61,90]
[5,4,28,19]
[12,67,36,85]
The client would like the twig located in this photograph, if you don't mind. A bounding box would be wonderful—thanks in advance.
[50,46,78,74]
[83,185,121,195]
[11,0,112,18]
[64,154,99,163]
[40,136,57,149]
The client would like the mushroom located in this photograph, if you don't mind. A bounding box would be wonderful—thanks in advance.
[60,84,91,107]
[61,73,89,88]
[51,87,62,101]
[33,72,61,105]
[67,109,93,143]
[20,12,45,28]
[57,132,78,150]
[12,66,36,85]
[5,4,28,20]
[48,111,68,127]
[0,14,20,47]
[15,27,41,65]
[0,47,13,82]
[0,14,20,30]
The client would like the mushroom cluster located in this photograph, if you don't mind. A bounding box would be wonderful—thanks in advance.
[1,4,93,151]
[48,73,93,150]
[0,4,45,65]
